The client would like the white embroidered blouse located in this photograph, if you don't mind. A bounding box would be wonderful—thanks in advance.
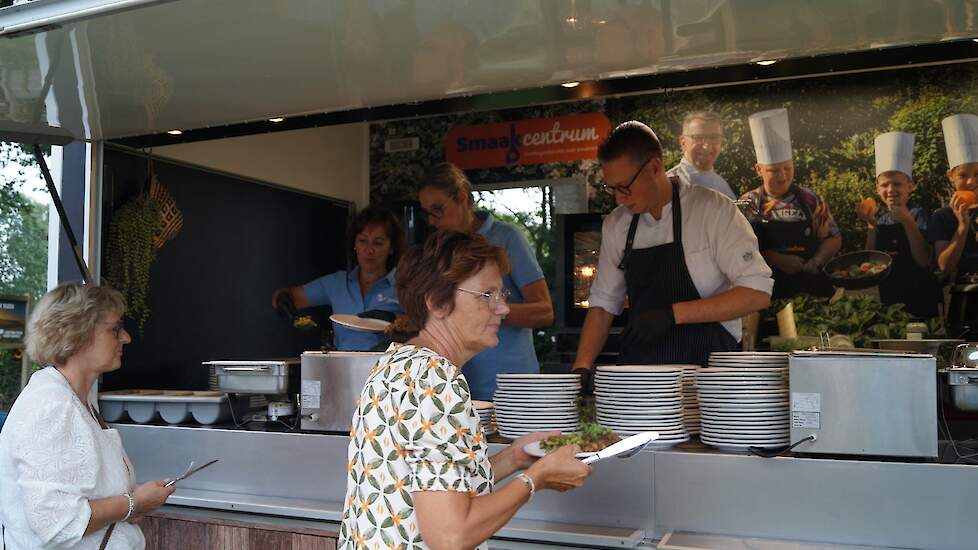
[0,367,143,549]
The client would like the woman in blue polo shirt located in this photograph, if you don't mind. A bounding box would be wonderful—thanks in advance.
[418,162,554,401]
[272,206,405,351]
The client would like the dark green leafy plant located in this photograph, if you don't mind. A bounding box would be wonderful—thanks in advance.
[103,193,161,332]
[765,294,913,348]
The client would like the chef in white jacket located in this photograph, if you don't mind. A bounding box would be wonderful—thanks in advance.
[666,111,736,199]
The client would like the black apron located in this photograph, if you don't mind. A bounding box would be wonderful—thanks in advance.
[618,178,738,366]
[754,185,834,300]
[875,221,941,319]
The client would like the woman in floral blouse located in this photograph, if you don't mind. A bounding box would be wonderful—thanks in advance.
[339,231,591,550]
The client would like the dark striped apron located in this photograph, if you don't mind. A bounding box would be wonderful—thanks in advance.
[618,178,738,366]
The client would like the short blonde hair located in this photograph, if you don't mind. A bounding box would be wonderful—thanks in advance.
[26,283,126,365]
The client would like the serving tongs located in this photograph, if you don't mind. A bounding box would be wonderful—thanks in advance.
[164,459,219,487]
[580,431,659,465]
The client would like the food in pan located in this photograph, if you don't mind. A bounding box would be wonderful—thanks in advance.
[831,261,888,280]
[540,422,620,453]
[293,315,318,329]
[855,197,878,219]
[954,190,978,207]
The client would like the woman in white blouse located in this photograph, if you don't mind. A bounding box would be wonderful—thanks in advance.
[0,283,174,549]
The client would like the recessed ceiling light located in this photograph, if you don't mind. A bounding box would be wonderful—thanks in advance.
[268,117,285,123]
[755,59,777,66]
[561,81,581,88]
[166,129,182,135]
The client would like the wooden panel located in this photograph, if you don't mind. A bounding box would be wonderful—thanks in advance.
[293,534,337,550]
[250,528,293,550]
[138,516,161,549]
[157,518,208,550]
[208,524,251,550]
[147,510,339,538]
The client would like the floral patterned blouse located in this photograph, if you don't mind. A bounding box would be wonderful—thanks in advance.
[339,344,494,550]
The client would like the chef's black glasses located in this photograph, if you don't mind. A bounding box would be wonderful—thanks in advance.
[601,156,652,196]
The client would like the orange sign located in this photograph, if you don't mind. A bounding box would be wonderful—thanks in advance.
[445,113,612,169]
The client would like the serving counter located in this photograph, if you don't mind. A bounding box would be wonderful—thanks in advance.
[116,424,978,550]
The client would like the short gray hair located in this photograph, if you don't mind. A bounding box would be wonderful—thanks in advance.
[26,283,126,365]
[682,111,722,134]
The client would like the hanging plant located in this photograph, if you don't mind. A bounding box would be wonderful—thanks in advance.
[104,192,161,333]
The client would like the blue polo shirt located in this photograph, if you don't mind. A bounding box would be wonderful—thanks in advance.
[462,213,545,400]
[303,267,402,351]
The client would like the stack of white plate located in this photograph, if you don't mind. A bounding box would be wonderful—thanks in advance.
[680,365,701,435]
[472,400,495,435]
[696,352,790,452]
[493,374,580,439]
[594,365,689,449]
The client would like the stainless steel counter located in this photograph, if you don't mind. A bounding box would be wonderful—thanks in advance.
[116,424,977,549]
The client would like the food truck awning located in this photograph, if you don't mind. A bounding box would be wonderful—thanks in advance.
[0,0,975,143]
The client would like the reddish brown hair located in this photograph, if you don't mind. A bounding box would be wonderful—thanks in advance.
[395,230,510,332]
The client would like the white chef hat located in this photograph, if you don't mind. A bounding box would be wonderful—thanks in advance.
[943,114,978,170]
[749,108,792,165]
[874,131,914,178]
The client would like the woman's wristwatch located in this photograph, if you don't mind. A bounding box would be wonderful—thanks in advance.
[516,472,535,499]
[122,493,135,521]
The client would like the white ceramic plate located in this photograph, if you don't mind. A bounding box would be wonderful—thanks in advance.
[497,374,581,380]
[330,314,390,333]
[597,365,686,374]
[522,440,598,459]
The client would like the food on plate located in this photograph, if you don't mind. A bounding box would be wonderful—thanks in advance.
[540,422,620,453]
[953,190,978,207]
[831,261,887,280]
[293,315,318,329]
[856,197,878,219]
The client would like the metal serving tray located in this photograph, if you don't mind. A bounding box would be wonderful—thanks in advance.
[204,359,299,394]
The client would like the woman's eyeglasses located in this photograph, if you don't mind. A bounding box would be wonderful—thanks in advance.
[99,320,127,338]
[457,287,511,308]
[601,156,651,196]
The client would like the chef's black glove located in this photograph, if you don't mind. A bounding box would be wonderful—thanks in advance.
[573,367,594,397]
[275,292,297,320]
[622,307,675,349]
[358,310,397,323]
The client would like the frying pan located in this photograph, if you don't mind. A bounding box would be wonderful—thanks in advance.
[822,250,892,290]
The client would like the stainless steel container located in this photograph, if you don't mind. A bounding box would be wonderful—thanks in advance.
[205,360,299,394]
[300,351,384,432]
[789,351,937,458]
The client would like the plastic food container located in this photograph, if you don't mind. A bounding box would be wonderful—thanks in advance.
[98,391,235,425]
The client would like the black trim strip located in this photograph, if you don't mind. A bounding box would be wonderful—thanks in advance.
[115,39,978,149]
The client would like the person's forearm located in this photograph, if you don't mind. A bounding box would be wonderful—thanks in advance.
[901,222,933,268]
[488,446,521,480]
[865,227,876,251]
[812,235,842,267]
[572,307,615,370]
[417,483,531,550]
[673,287,771,326]
[938,232,967,273]
[85,496,129,535]
[503,301,554,329]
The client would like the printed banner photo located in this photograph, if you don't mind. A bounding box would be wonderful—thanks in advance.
[0,297,28,345]
[446,113,612,169]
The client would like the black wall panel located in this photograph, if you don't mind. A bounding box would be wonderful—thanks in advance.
[100,149,351,391]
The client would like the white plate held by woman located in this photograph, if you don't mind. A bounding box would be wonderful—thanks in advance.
[330,314,390,333]
[522,440,597,459]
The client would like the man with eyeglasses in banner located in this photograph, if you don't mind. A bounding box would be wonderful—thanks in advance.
[666,111,736,199]
[571,121,773,388]
[738,108,841,300]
